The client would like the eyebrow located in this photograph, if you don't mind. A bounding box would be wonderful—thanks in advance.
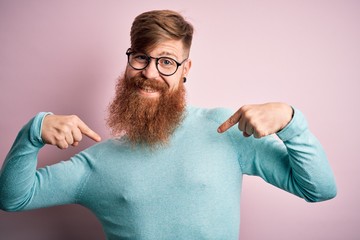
[156,51,179,60]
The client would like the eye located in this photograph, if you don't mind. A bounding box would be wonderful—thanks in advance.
[159,58,176,67]
[133,53,148,63]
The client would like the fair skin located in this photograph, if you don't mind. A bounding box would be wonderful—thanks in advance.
[217,102,293,137]
[41,40,293,148]
[126,39,192,98]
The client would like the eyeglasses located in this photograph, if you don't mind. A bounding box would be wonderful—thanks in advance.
[126,48,188,76]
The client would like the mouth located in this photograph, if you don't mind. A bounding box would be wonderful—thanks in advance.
[141,86,157,93]
[138,85,161,97]
[130,76,168,98]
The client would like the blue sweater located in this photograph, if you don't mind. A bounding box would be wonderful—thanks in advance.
[0,106,336,239]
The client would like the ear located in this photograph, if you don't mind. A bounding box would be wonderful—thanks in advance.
[183,59,192,77]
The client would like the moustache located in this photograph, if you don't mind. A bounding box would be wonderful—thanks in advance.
[129,76,169,93]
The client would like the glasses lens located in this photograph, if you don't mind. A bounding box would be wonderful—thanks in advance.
[129,53,148,70]
[157,57,177,76]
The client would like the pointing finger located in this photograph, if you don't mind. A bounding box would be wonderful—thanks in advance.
[77,120,102,142]
[217,110,241,133]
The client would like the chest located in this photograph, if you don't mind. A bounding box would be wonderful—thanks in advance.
[91,134,242,204]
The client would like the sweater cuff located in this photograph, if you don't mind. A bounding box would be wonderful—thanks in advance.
[29,112,53,147]
[276,107,308,142]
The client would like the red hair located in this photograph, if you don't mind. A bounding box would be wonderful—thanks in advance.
[130,10,194,56]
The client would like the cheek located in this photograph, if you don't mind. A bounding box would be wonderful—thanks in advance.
[125,66,138,78]
[167,79,181,92]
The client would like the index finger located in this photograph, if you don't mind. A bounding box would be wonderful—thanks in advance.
[217,110,241,133]
[77,120,102,142]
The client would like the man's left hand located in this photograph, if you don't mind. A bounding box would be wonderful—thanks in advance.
[217,102,293,138]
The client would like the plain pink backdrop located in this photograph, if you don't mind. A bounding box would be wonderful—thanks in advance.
[1,0,359,239]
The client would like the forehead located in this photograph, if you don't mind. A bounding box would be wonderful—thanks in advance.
[146,40,185,60]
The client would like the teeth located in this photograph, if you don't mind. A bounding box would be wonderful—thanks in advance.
[142,86,156,93]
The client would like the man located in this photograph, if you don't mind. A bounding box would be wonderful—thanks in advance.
[0,10,336,239]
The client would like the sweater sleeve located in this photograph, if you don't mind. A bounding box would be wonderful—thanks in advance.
[0,113,92,211]
[234,108,337,202]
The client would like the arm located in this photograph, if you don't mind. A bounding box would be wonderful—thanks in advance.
[0,113,101,211]
[218,103,337,202]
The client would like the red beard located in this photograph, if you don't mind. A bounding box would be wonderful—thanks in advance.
[107,73,186,147]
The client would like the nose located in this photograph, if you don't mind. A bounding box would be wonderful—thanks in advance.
[142,59,160,79]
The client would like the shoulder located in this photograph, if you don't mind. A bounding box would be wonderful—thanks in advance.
[66,138,128,170]
[186,106,233,125]
[82,138,125,155]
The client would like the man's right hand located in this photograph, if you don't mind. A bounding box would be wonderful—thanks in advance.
[41,114,101,149]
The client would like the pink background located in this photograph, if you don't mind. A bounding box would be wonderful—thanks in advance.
[1,0,359,239]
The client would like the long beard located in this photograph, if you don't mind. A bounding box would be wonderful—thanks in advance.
[106,73,186,147]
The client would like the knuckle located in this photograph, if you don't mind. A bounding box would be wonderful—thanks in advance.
[229,116,237,124]
[54,135,65,142]
[259,133,267,138]
[240,105,249,111]
[65,115,79,125]
[240,104,253,114]
[67,137,74,144]
[248,120,256,129]
[254,133,261,139]
[59,125,71,133]
[258,130,268,138]
[74,134,83,142]
[58,143,68,149]
[243,109,253,119]
[69,114,79,120]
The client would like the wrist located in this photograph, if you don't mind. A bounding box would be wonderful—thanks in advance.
[279,103,294,131]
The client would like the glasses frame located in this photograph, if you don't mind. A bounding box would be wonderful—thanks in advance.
[126,48,188,76]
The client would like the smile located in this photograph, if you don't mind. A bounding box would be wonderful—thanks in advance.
[138,86,161,97]
[142,86,157,93]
